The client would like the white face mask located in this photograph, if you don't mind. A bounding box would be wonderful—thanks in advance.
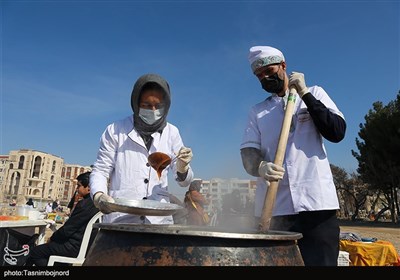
[139,108,164,125]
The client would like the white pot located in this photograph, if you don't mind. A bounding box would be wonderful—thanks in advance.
[16,205,32,217]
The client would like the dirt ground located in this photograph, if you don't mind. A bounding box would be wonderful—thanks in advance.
[339,220,400,254]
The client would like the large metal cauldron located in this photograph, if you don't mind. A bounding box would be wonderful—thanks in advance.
[84,223,304,266]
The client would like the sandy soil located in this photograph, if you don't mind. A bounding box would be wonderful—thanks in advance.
[339,220,400,254]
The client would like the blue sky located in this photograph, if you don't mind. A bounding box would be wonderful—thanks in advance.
[1,0,399,197]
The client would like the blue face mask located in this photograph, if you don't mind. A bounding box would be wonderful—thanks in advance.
[139,108,164,125]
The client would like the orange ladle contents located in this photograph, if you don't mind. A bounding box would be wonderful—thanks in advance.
[148,152,173,178]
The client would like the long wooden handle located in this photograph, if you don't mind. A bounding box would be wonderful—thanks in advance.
[258,86,297,233]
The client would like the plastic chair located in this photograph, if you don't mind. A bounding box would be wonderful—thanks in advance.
[47,212,103,266]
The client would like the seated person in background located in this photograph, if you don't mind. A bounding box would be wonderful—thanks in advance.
[26,198,34,207]
[184,179,210,226]
[45,202,53,214]
[221,189,243,214]
[67,188,82,216]
[9,199,16,206]
[51,200,58,212]
[24,171,99,266]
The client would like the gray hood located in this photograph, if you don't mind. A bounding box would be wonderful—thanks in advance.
[131,73,171,115]
[131,73,171,136]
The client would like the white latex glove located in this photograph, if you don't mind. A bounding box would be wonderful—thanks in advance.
[93,192,115,214]
[289,71,308,98]
[258,161,285,182]
[176,146,193,173]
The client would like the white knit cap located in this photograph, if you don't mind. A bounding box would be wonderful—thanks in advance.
[248,46,285,72]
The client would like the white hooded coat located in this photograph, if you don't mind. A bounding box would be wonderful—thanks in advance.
[90,74,193,224]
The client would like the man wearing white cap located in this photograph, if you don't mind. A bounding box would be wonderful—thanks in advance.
[240,46,346,266]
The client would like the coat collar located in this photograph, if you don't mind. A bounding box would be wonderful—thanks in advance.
[128,124,162,152]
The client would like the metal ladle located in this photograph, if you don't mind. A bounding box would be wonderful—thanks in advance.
[148,152,179,178]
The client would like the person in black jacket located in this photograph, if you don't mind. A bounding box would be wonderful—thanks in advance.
[67,187,82,215]
[26,198,34,207]
[24,171,99,266]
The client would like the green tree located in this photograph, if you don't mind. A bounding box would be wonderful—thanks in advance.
[351,92,400,223]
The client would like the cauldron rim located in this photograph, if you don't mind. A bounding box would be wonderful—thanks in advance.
[93,223,303,241]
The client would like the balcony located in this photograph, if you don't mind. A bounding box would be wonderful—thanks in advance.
[27,177,43,182]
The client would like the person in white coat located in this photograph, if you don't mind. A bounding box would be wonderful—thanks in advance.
[240,46,346,266]
[90,73,194,225]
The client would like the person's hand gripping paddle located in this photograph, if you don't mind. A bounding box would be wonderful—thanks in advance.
[258,86,297,233]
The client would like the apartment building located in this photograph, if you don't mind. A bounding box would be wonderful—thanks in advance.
[0,155,9,194]
[201,178,257,213]
[0,149,90,209]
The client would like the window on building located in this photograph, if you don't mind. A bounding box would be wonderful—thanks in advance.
[33,156,42,178]
[52,160,56,173]
[18,156,25,169]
